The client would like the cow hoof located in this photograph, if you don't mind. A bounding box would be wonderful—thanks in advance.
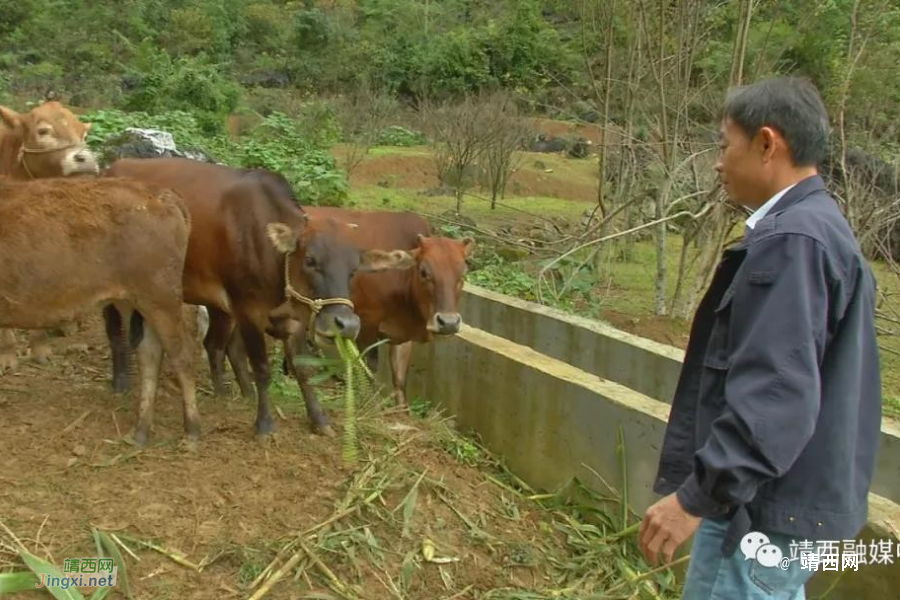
[254,418,275,438]
[179,438,199,453]
[112,376,130,394]
[314,423,336,438]
[0,352,18,374]
[123,429,149,448]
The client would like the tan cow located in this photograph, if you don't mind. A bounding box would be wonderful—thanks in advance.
[0,175,198,446]
[0,100,101,371]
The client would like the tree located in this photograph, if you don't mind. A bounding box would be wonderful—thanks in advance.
[422,94,493,214]
[479,92,530,209]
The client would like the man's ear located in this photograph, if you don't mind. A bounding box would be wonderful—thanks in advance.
[758,126,779,161]
[359,249,415,272]
[267,222,299,253]
[0,106,21,130]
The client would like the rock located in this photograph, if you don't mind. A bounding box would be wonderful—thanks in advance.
[528,134,568,154]
[99,128,222,167]
[567,137,591,159]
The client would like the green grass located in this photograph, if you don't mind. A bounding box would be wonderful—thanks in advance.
[350,185,587,227]
[365,145,433,158]
[516,150,600,185]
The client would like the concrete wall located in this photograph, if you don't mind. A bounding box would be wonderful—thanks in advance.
[399,325,900,599]
[405,325,671,513]
[460,284,685,403]
[457,283,900,507]
[390,287,900,599]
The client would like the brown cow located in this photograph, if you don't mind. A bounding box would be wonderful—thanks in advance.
[102,157,413,437]
[266,207,474,407]
[0,101,99,179]
[0,101,100,371]
[0,175,198,446]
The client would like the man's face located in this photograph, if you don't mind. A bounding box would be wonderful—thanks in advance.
[715,117,768,209]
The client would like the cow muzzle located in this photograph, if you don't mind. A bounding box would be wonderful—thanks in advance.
[314,308,361,346]
[62,147,100,176]
[429,312,462,335]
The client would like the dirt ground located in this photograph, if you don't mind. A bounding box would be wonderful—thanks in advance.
[601,310,691,349]
[0,314,647,600]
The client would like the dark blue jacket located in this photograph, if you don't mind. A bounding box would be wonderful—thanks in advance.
[653,175,882,556]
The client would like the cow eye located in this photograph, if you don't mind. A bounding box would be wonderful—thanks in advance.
[37,126,51,136]
[304,256,316,268]
[419,266,429,280]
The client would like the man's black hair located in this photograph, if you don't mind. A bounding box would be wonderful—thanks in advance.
[722,76,830,167]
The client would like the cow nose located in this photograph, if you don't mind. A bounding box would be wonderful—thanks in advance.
[332,313,361,339]
[73,152,87,164]
[435,313,461,334]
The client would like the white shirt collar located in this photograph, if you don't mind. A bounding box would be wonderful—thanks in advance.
[745,183,797,229]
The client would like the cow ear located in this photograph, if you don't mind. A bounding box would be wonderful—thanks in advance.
[267,222,298,253]
[82,122,92,139]
[0,106,21,130]
[461,236,475,257]
[359,249,415,272]
[416,233,427,246]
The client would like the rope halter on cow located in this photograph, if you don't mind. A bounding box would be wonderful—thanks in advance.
[17,142,79,179]
[283,248,355,340]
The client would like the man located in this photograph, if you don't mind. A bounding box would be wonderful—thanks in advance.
[639,76,882,599]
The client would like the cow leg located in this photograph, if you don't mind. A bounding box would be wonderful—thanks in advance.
[389,341,414,409]
[29,329,53,364]
[225,329,255,400]
[204,308,236,398]
[238,321,275,438]
[0,328,18,373]
[104,304,131,393]
[130,315,163,447]
[133,307,200,446]
[282,329,334,437]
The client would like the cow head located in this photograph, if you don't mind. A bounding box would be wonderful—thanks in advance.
[408,234,475,337]
[0,101,99,178]
[266,215,414,347]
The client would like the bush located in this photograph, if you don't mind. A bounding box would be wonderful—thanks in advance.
[82,108,349,206]
[238,112,349,206]
[375,125,426,146]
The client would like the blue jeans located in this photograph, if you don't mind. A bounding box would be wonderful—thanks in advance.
[681,519,816,599]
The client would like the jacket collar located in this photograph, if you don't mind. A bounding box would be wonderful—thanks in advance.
[763,174,825,217]
[743,174,826,243]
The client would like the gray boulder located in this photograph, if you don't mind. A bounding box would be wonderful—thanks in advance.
[99,128,221,167]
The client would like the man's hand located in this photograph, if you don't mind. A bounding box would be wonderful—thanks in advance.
[639,492,701,565]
